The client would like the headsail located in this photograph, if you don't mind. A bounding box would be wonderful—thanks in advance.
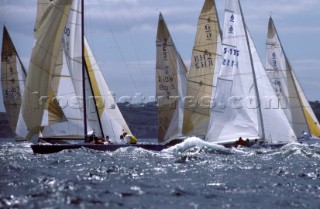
[182,0,222,137]
[84,38,132,142]
[156,13,188,143]
[16,0,73,140]
[265,17,318,138]
[1,26,27,140]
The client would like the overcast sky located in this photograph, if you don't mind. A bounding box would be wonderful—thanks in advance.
[0,0,319,112]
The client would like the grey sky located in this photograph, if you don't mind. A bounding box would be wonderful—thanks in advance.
[0,0,319,112]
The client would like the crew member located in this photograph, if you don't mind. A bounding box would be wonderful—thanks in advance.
[122,132,138,144]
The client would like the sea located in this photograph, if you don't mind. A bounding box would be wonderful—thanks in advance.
[0,137,320,209]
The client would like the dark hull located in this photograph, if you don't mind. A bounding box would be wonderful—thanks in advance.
[31,143,168,154]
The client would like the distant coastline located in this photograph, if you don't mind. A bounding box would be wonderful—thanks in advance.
[1,101,320,139]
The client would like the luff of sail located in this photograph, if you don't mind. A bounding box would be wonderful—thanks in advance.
[1,26,27,140]
[156,13,188,143]
[182,0,222,137]
[265,17,314,138]
[17,0,73,140]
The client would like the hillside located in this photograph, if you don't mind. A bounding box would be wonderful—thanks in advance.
[118,102,158,139]
[1,101,320,139]
[0,112,14,138]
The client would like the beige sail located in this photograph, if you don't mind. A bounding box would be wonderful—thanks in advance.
[182,0,222,137]
[34,0,66,127]
[17,0,73,140]
[265,17,310,138]
[1,26,27,140]
[156,13,188,143]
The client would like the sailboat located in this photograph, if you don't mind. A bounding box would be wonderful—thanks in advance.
[182,0,222,139]
[1,26,27,141]
[205,0,297,146]
[155,13,188,145]
[265,17,320,142]
[14,0,167,153]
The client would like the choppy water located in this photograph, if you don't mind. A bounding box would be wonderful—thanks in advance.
[0,137,320,209]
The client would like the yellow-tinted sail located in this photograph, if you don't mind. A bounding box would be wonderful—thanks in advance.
[17,0,73,140]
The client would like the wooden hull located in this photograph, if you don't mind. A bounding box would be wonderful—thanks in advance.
[31,143,169,154]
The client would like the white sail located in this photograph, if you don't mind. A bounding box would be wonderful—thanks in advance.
[155,13,188,143]
[1,26,27,140]
[206,0,296,144]
[16,0,73,140]
[182,0,222,137]
[84,38,132,142]
[265,17,310,138]
[63,0,102,137]
[206,0,260,143]
[40,52,86,138]
[248,30,296,144]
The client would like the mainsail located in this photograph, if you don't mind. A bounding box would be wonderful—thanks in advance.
[1,26,27,140]
[156,13,188,143]
[265,17,320,138]
[206,0,296,144]
[182,0,222,137]
[16,0,73,140]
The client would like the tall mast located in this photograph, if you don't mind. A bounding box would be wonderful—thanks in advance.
[81,0,88,138]
[238,0,265,140]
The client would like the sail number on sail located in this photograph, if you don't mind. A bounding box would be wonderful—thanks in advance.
[194,54,214,69]
[222,47,239,68]
[158,43,176,92]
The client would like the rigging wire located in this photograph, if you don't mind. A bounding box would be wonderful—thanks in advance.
[115,5,152,89]
[96,1,140,95]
